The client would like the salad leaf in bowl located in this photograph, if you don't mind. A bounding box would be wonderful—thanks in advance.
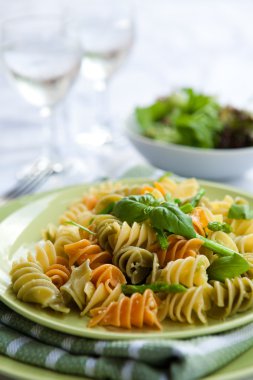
[126,88,253,180]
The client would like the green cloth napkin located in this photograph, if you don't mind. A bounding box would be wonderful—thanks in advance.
[1,165,253,380]
[1,302,253,380]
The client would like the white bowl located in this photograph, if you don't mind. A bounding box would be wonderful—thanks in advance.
[125,114,253,180]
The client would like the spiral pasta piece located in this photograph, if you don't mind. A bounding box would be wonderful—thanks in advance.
[41,223,58,243]
[233,234,253,254]
[158,255,210,288]
[61,260,93,310]
[90,264,127,291]
[59,202,89,224]
[30,240,57,271]
[112,246,154,284]
[157,235,203,267]
[158,285,212,324]
[231,220,253,236]
[209,277,253,319]
[88,289,161,329]
[81,194,98,210]
[94,193,123,214]
[242,253,253,278]
[110,221,158,254]
[64,239,112,268]
[80,264,126,316]
[91,215,121,251]
[89,181,144,198]
[191,207,222,236]
[146,254,160,284]
[45,256,70,288]
[54,225,81,257]
[209,195,234,219]
[141,183,166,200]
[208,231,238,252]
[10,260,68,313]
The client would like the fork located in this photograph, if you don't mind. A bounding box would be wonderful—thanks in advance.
[0,158,62,202]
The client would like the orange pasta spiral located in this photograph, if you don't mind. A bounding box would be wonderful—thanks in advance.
[191,207,210,236]
[141,182,167,199]
[157,235,203,267]
[88,289,161,329]
[45,256,70,288]
[81,194,98,210]
[90,264,126,292]
[64,239,112,269]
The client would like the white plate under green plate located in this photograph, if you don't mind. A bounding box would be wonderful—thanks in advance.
[1,179,253,341]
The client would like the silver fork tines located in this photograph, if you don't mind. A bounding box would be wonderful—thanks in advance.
[2,159,57,201]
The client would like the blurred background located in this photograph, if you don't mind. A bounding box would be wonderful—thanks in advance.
[1,0,253,195]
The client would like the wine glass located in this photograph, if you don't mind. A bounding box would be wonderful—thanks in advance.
[0,13,82,170]
[72,0,134,146]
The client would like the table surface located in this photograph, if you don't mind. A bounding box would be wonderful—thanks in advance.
[1,0,253,196]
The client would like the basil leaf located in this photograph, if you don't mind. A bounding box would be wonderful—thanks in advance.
[207,254,250,281]
[207,221,232,233]
[190,188,205,207]
[112,194,159,225]
[165,193,172,202]
[122,283,186,295]
[98,202,115,215]
[65,221,96,235]
[150,203,196,239]
[228,204,253,220]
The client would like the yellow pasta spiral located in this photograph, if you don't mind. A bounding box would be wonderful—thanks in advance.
[209,277,253,319]
[233,234,253,254]
[208,231,238,252]
[158,284,212,324]
[231,220,253,236]
[54,225,80,257]
[158,255,210,288]
[110,221,158,253]
[10,260,68,312]
[59,201,89,224]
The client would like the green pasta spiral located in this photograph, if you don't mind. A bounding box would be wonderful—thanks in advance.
[112,246,154,284]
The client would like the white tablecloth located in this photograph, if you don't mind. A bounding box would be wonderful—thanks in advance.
[1,0,253,194]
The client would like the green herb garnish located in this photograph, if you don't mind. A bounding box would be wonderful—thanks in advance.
[228,204,253,220]
[65,221,96,235]
[112,194,250,276]
[122,283,186,295]
[207,254,249,281]
[155,229,169,250]
[207,221,232,233]
[180,203,194,214]
[189,188,205,207]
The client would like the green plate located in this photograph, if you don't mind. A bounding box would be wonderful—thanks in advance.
[1,179,253,340]
[1,179,253,380]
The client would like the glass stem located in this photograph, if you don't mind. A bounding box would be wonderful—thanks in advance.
[41,106,62,164]
[93,80,110,129]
